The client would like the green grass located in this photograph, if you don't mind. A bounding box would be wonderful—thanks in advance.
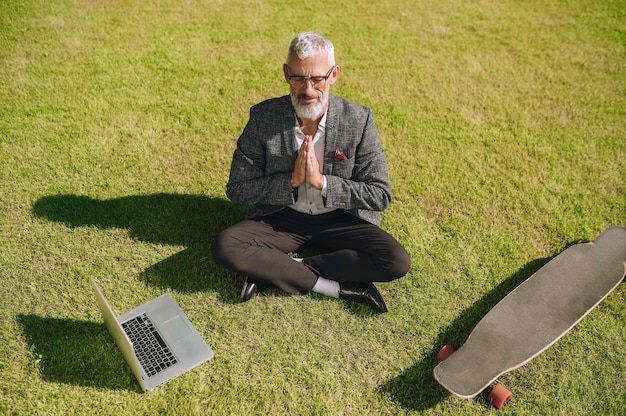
[1,0,624,414]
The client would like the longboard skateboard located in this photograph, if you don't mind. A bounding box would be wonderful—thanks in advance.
[433,226,626,409]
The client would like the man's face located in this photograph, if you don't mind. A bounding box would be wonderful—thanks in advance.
[284,50,338,120]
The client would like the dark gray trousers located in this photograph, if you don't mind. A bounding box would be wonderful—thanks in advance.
[211,208,410,295]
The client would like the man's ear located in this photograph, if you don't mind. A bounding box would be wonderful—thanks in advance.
[329,65,340,85]
[283,64,290,82]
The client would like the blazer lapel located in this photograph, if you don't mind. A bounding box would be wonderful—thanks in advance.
[275,95,299,153]
[324,94,340,175]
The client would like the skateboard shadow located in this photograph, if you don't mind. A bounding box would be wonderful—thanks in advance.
[32,193,246,301]
[379,254,557,411]
[17,314,141,391]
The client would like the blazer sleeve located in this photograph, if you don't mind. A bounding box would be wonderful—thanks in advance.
[324,104,392,214]
[225,100,296,208]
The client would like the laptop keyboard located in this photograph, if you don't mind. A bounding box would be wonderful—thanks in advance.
[122,313,178,377]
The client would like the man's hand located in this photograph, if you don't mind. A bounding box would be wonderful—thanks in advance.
[291,135,323,189]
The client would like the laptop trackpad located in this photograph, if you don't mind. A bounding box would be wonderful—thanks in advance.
[161,315,192,341]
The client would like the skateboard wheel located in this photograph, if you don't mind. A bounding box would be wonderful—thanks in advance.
[436,345,456,362]
[487,384,512,409]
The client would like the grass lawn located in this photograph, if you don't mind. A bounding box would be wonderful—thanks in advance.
[1,0,624,414]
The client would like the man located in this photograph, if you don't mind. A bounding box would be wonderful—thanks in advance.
[211,32,410,313]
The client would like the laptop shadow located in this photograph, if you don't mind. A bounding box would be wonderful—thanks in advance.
[32,193,246,299]
[17,314,141,391]
[378,254,555,411]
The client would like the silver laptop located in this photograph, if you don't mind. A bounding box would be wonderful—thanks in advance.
[91,278,214,391]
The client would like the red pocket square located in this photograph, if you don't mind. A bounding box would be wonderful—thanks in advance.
[334,148,348,161]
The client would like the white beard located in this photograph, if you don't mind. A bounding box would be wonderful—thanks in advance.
[291,92,328,120]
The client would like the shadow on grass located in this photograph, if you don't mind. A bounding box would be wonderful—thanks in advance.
[379,254,557,411]
[32,193,246,300]
[18,314,141,391]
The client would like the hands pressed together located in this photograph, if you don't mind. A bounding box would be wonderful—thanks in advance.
[291,135,324,190]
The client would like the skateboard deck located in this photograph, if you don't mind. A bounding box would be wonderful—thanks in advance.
[433,226,626,404]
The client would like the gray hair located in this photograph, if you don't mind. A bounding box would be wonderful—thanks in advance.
[287,32,335,65]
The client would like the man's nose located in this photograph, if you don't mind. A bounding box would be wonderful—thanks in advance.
[302,80,317,94]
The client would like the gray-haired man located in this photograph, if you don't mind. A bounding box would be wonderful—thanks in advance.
[211,32,410,312]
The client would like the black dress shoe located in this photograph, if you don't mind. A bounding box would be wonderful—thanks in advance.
[240,278,259,302]
[339,282,388,313]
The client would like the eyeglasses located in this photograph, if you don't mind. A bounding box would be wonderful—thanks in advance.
[286,65,335,87]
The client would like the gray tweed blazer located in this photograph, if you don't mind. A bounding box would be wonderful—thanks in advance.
[225,94,392,226]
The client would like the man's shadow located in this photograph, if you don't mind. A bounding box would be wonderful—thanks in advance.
[32,193,246,300]
[17,314,141,391]
[379,253,559,411]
